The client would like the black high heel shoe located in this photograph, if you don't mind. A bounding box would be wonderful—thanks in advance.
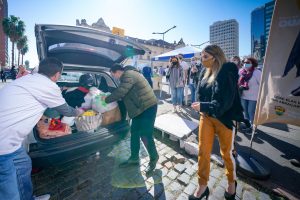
[189,187,209,200]
[224,181,237,200]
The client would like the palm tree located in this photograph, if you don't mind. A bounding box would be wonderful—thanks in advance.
[20,44,29,65]
[2,15,26,67]
[17,35,28,66]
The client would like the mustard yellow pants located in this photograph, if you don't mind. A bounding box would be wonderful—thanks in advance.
[197,114,236,185]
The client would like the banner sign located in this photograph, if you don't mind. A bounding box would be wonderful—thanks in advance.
[254,0,300,126]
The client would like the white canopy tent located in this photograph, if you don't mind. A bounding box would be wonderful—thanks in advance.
[152,46,202,61]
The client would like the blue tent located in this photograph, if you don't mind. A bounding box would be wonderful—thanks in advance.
[152,46,201,61]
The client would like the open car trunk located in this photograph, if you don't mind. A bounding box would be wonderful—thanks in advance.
[29,72,130,168]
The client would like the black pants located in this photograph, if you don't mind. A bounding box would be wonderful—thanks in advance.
[130,105,158,161]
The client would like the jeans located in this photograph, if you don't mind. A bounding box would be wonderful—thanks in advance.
[241,99,257,124]
[0,147,34,200]
[188,83,196,103]
[171,87,184,106]
[130,105,159,161]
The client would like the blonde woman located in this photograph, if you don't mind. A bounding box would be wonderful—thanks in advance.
[190,45,242,200]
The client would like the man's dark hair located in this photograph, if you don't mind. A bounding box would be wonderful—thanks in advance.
[110,63,124,73]
[38,57,63,77]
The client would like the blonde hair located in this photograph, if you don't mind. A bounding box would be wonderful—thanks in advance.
[202,45,226,84]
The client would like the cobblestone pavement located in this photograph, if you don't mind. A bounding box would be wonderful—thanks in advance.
[32,129,284,200]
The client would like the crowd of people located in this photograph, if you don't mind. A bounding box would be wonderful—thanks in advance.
[0,44,262,200]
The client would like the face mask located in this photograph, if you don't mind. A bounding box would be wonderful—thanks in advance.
[202,58,214,68]
[244,63,252,68]
[172,62,178,65]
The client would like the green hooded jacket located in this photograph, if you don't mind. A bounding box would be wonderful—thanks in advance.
[105,66,157,118]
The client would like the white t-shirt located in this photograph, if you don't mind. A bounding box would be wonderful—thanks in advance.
[0,73,66,155]
[240,69,262,101]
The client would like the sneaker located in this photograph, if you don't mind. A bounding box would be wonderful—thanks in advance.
[34,194,50,200]
[119,158,139,168]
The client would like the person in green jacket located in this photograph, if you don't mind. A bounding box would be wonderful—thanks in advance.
[104,64,159,174]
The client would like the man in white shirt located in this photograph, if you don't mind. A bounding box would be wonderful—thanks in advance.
[0,57,80,200]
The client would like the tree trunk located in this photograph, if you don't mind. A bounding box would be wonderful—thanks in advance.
[21,54,24,65]
[11,42,15,67]
[18,50,20,66]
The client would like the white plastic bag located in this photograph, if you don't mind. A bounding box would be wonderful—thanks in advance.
[81,87,101,110]
[61,116,75,126]
[92,92,118,113]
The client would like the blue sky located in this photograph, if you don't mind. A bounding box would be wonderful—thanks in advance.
[7,0,271,67]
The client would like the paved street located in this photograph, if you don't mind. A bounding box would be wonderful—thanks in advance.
[1,80,299,200]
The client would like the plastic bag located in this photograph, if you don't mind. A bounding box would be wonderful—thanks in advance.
[75,110,102,132]
[92,93,118,113]
[81,87,101,110]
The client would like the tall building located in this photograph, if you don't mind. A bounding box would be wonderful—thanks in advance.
[264,1,275,46]
[251,6,265,64]
[0,0,8,67]
[209,19,239,59]
[251,0,275,64]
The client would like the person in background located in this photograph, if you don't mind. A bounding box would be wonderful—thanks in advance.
[159,66,165,77]
[10,65,17,80]
[191,45,240,200]
[103,64,159,174]
[165,65,170,82]
[16,65,30,79]
[230,56,242,69]
[0,57,81,200]
[238,57,262,131]
[142,65,153,88]
[187,57,202,103]
[62,73,95,108]
[167,56,184,112]
[178,54,190,105]
[1,69,6,83]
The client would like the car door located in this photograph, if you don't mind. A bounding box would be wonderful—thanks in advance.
[35,24,146,69]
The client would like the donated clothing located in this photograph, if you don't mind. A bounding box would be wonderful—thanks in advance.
[106,66,157,118]
[0,73,67,155]
[62,86,89,108]
[240,69,261,101]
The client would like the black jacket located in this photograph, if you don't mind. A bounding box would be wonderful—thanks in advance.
[62,87,88,108]
[197,62,244,129]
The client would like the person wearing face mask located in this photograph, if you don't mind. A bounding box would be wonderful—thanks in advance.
[187,57,202,103]
[190,45,243,200]
[103,64,159,174]
[167,56,185,112]
[238,57,262,131]
[0,58,81,200]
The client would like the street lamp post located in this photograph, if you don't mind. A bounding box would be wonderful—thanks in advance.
[152,25,177,53]
[191,41,210,49]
